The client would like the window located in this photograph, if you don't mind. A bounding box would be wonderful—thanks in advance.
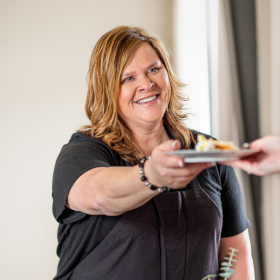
[173,0,218,136]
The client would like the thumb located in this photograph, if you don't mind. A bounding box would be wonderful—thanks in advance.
[159,139,182,151]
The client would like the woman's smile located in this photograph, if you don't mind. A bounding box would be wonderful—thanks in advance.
[135,94,159,104]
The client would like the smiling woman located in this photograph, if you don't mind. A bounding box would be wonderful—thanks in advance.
[81,26,194,163]
[52,26,254,280]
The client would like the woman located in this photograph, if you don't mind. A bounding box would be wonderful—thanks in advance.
[52,26,254,280]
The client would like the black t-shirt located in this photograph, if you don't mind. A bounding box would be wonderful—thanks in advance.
[52,132,250,280]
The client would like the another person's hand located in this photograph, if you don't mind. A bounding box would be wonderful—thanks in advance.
[145,140,214,189]
[223,136,280,176]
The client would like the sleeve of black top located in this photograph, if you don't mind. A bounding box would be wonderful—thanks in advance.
[219,164,251,237]
[52,135,116,225]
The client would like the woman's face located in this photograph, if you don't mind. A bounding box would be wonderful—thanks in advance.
[118,42,171,131]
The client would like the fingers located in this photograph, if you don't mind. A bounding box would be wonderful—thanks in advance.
[159,162,213,189]
[149,157,214,189]
[160,162,213,177]
[222,159,251,170]
[153,139,183,168]
[148,139,216,189]
[223,136,280,176]
[156,139,214,168]
[155,139,215,171]
[250,135,280,152]
[158,139,181,151]
[222,159,265,176]
[249,138,266,151]
[221,152,263,171]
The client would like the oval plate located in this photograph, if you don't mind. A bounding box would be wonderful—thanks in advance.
[164,149,259,163]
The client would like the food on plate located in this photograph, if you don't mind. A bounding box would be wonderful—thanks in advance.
[195,134,239,151]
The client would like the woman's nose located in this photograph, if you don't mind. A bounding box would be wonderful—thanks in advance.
[138,76,155,92]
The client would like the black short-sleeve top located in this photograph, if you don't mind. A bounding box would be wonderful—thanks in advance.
[52,131,250,280]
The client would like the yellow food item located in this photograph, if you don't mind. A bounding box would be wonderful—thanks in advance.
[195,134,238,151]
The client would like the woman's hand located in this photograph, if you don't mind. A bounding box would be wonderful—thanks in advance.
[144,140,214,189]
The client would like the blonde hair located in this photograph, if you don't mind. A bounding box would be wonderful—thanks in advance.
[80,26,194,162]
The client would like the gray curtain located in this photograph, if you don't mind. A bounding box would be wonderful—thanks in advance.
[222,0,264,279]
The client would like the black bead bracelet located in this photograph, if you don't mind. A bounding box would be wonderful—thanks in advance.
[139,157,170,193]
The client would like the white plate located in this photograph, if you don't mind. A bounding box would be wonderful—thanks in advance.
[164,149,259,163]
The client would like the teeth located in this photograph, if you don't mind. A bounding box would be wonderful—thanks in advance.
[137,95,157,104]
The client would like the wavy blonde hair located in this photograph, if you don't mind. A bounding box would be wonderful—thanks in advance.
[80,26,194,162]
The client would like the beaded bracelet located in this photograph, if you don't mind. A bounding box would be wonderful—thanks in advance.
[139,157,170,193]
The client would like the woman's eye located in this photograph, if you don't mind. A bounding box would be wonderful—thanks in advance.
[148,68,159,74]
[122,76,134,83]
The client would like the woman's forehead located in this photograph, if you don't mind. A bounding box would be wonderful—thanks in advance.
[122,43,161,72]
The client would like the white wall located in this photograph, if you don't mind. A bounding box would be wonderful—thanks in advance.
[0,1,173,279]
